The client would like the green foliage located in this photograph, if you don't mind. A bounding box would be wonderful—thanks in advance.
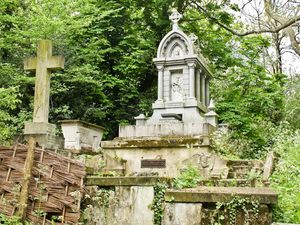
[212,196,260,225]
[270,130,300,223]
[213,36,284,159]
[0,214,32,225]
[0,86,21,145]
[184,9,284,159]
[284,76,300,130]
[173,165,202,189]
[151,182,168,225]
[211,129,244,159]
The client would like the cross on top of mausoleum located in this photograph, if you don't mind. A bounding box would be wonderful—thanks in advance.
[169,9,182,30]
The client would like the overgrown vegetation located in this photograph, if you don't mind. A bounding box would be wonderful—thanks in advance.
[212,196,260,225]
[270,130,300,223]
[173,165,202,189]
[80,186,115,224]
[0,214,32,225]
[151,182,168,225]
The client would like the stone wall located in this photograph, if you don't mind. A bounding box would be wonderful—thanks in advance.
[83,177,277,225]
[82,186,154,225]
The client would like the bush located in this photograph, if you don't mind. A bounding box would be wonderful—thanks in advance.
[173,165,202,189]
[270,130,300,223]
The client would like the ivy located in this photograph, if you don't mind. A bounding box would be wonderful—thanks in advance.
[151,182,168,225]
[212,196,260,225]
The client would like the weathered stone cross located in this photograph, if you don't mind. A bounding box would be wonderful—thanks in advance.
[169,9,182,30]
[24,40,64,123]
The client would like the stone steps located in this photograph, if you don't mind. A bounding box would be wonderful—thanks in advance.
[226,160,264,179]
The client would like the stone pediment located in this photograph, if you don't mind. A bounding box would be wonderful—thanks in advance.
[157,30,194,58]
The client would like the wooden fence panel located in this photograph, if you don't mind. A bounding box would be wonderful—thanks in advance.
[0,144,86,224]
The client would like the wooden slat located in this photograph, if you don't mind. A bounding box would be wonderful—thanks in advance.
[0,145,86,224]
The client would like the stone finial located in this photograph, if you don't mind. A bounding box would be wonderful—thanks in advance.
[205,99,218,127]
[189,33,198,43]
[169,9,182,30]
[208,99,215,111]
[134,114,147,126]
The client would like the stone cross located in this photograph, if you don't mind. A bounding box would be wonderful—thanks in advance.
[169,9,182,30]
[24,40,64,123]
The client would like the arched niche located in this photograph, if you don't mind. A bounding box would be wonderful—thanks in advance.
[157,31,194,58]
[167,40,187,57]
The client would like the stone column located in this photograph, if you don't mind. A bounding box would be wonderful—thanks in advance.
[205,77,210,106]
[157,65,164,101]
[165,70,171,101]
[201,73,206,105]
[196,69,201,102]
[188,63,196,99]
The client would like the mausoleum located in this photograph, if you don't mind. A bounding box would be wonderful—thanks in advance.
[101,9,221,178]
[119,9,215,139]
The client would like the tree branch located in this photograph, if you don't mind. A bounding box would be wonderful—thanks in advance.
[241,0,254,10]
[191,0,300,37]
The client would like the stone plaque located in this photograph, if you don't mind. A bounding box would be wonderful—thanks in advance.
[171,72,183,101]
[141,159,166,168]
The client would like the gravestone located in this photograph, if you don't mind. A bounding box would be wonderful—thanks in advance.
[23,40,64,149]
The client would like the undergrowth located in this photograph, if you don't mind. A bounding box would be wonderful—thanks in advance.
[270,130,300,223]
[173,165,202,189]
[0,214,32,225]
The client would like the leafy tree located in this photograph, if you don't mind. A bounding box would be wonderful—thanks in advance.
[0,86,20,145]
[213,36,284,158]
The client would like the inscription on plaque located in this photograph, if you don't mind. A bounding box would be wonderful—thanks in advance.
[141,159,166,168]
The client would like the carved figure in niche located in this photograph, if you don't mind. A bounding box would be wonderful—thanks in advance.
[171,74,183,101]
[171,45,183,57]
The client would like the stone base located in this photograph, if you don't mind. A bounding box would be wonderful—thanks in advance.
[147,106,206,125]
[101,136,227,177]
[119,122,215,138]
[163,203,202,225]
[24,122,63,150]
[152,99,165,109]
[24,121,56,134]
